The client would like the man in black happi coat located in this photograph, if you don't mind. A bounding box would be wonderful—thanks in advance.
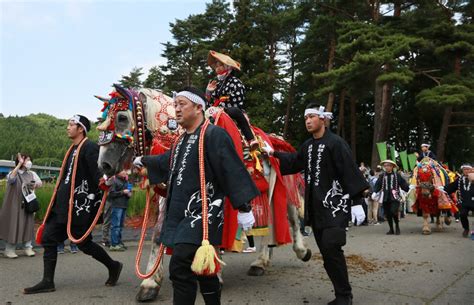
[25,115,122,294]
[264,103,368,305]
[134,87,259,305]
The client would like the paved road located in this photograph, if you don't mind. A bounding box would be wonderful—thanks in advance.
[0,214,472,305]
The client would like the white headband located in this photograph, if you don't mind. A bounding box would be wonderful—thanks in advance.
[173,91,206,110]
[304,106,333,119]
[460,164,472,169]
[69,115,88,134]
[421,143,430,148]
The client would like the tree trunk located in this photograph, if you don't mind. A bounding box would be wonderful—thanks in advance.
[381,80,393,138]
[337,89,346,138]
[371,80,383,168]
[436,54,461,161]
[326,36,336,113]
[371,0,380,22]
[350,95,357,160]
[436,106,452,162]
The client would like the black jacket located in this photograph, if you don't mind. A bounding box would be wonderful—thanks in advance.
[107,176,130,209]
[53,139,102,226]
[373,172,409,203]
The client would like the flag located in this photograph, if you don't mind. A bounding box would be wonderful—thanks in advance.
[390,145,399,162]
[376,142,387,161]
[399,150,409,171]
[408,153,417,170]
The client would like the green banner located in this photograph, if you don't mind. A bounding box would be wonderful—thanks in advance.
[408,153,417,170]
[390,145,398,162]
[399,150,409,171]
[376,142,387,161]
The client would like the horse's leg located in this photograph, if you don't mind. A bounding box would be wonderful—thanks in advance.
[422,213,431,235]
[444,210,452,226]
[136,198,165,303]
[435,213,443,232]
[248,235,270,276]
[287,204,312,262]
[136,239,164,302]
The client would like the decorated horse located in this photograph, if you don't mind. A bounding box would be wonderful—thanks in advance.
[408,157,458,235]
[96,84,311,302]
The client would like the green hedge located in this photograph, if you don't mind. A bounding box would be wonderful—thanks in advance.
[0,182,147,221]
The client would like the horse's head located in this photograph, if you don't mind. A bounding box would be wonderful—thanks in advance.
[96,85,180,177]
[96,85,136,176]
[417,165,434,198]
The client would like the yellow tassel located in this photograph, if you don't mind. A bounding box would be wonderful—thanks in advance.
[191,240,225,275]
[250,150,263,173]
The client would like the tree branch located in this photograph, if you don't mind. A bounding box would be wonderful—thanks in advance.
[448,124,474,128]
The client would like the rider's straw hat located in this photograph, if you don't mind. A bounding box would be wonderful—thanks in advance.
[207,50,241,71]
[380,160,398,168]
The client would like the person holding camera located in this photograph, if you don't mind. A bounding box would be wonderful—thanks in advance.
[0,153,42,258]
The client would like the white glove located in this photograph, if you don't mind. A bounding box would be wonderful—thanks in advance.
[437,186,446,192]
[133,156,144,168]
[261,142,274,156]
[103,174,114,186]
[87,193,96,200]
[409,184,416,190]
[351,205,366,226]
[238,211,255,231]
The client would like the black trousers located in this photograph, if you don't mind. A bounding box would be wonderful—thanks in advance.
[312,226,352,299]
[459,206,474,231]
[224,107,254,142]
[169,243,221,305]
[383,200,400,230]
[42,212,115,269]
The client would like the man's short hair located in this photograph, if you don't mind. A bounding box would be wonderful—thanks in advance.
[306,102,323,110]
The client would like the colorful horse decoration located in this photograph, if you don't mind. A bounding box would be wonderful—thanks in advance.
[96,84,310,302]
[408,157,458,235]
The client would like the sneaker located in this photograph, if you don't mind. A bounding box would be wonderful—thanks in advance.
[119,243,128,250]
[109,245,125,252]
[455,219,459,223]
[374,222,381,225]
[24,247,36,257]
[57,245,65,254]
[242,247,256,253]
[70,244,79,254]
[4,249,18,259]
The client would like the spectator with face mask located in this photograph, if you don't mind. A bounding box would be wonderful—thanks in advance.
[0,153,42,258]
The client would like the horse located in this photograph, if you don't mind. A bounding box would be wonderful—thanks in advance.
[408,157,457,235]
[96,84,311,302]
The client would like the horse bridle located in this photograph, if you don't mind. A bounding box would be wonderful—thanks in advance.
[98,86,148,160]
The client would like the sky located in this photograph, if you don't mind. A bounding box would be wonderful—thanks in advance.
[0,0,209,120]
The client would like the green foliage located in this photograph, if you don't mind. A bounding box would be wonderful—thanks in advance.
[116,0,474,165]
[119,67,143,89]
[0,114,99,162]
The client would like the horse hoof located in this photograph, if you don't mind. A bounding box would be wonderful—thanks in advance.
[247,266,265,276]
[301,249,312,262]
[422,229,431,235]
[136,286,160,303]
[444,217,452,226]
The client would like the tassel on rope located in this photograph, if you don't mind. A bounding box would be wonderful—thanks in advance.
[191,239,225,275]
[190,120,226,276]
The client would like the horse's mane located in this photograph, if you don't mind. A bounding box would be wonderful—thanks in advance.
[138,88,175,133]
[414,157,450,186]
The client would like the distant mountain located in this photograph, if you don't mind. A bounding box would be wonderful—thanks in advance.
[0,113,98,166]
